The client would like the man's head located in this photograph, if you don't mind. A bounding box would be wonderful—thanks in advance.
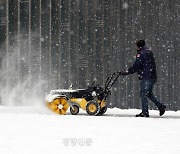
[136,40,145,48]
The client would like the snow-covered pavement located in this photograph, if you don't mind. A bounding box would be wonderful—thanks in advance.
[0,105,180,154]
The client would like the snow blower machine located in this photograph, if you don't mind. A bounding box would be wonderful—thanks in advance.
[45,72,122,115]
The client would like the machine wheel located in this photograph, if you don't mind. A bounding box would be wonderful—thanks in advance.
[70,105,79,115]
[98,105,108,115]
[86,101,100,116]
[47,98,69,115]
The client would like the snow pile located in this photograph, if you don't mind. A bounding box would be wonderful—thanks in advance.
[0,106,180,154]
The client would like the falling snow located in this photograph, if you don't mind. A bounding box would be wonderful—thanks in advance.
[0,0,179,110]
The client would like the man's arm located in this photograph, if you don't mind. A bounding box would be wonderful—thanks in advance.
[128,53,144,74]
[119,53,144,76]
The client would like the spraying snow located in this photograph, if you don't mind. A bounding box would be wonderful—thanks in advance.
[0,34,49,106]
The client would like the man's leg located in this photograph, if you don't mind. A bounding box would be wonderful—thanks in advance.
[139,80,150,116]
[147,79,166,116]
[148,93,162,108]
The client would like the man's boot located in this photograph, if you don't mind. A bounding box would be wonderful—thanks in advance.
[159,105,166,116]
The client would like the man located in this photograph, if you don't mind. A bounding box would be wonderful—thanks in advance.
[120,40,166,117]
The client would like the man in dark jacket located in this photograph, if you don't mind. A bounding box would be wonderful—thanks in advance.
[121,40,166,117]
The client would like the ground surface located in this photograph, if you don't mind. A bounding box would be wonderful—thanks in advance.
[0,105,180,154]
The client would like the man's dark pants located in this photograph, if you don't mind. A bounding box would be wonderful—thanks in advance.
[140,79,162,115]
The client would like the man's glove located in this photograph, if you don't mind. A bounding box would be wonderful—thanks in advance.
[119,70,129,76]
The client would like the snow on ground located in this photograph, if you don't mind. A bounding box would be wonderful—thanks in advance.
[0,105,180,154]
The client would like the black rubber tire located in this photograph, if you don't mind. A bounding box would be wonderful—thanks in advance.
[86,101,100,116]
[70,105,79,115]
[98,105,108,115]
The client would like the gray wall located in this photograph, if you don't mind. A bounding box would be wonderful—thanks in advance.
[0,0,179,110]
